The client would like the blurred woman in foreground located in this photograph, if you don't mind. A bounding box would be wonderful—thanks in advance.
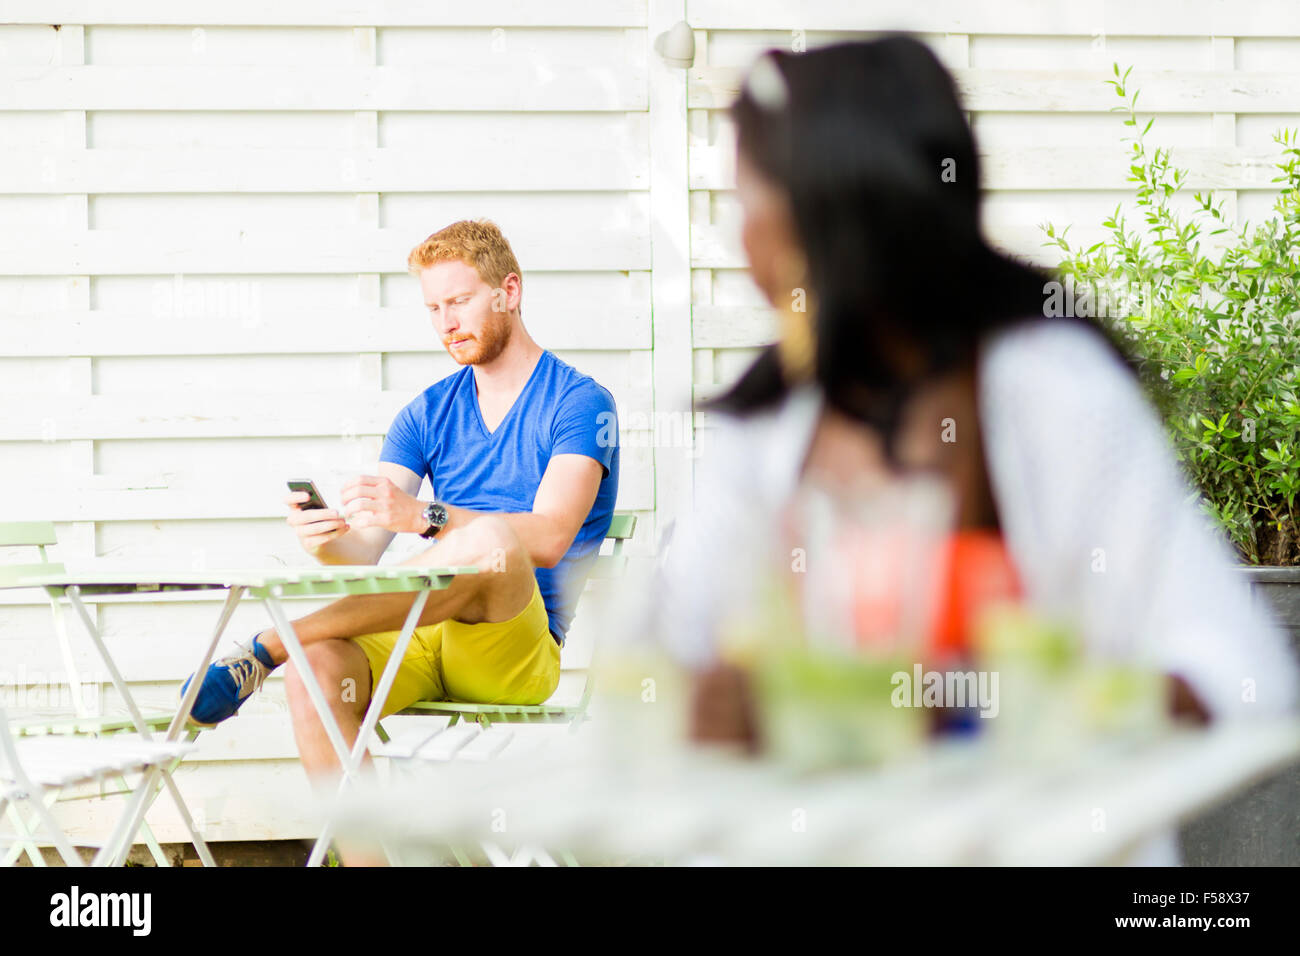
[653,36,1298,863]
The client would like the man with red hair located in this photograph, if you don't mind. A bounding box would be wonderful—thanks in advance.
[182,219,620,785]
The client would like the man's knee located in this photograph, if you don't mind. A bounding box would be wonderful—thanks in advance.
[455,514,529,576]
[284,640,369,720]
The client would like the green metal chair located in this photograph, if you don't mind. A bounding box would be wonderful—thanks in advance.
[0,521,196,865]
[374,512,637,748]
[367,512,637,866]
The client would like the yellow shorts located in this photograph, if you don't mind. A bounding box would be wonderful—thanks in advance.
[351,580,560,719]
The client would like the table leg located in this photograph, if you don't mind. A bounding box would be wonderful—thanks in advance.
[66,587,152,736]
[261,594,355,771]
[337,589,430,869]
[350,589,431,770]
[66,586,241,868]
[264,587,431,868]
[168,587,246,740]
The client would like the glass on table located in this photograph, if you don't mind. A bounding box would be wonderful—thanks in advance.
[779,472,956,655]
[718,475,958,771]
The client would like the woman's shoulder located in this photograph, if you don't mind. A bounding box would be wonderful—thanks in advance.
[981,317,1127,374]
[977,317,1139,417]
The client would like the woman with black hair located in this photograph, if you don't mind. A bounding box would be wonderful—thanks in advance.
[653,36,1297,863]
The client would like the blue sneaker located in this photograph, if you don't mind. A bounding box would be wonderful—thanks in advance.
[181,634,277,728]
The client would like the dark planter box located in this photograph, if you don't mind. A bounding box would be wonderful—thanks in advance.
[1177,567,1300,865]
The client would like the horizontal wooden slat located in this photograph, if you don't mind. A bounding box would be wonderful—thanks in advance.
[693,383,727,405]
[0,228,650,275]
[692,305,776,349]
[0,390,412,440]
[693,222,1080,270]
[16,0,1298,37]
[687,0,1300,36]
[980,145,1289,191]
[690,66,1300,113]
[0,147,647,193]
[0,387,656,440]
[956,69,1300,114]
[4,481,652,526]
[186,713,299,762]
[691,144,1293,192]
[0,306,652,356]
[0,64,645,111]
[5,466,656,522]
[2,1,648,27]
[690,224,741,270]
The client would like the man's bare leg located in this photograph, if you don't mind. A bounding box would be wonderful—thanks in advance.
[284,639,380,866]
[281,515,536,774]
[282,516,537,865]
[285,639,373,779]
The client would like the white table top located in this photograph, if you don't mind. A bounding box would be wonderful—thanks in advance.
[0,564,479,591]
[325,716,1300,866]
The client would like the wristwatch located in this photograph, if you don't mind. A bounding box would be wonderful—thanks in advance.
[419,500,449,539]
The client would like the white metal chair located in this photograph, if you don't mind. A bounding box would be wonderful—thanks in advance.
[0,520,213,866]
[0,703,194,866]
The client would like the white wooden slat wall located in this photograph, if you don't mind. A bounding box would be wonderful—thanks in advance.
[3,1,1300,844]
[0,2,663,845]
[687,2,1300,423]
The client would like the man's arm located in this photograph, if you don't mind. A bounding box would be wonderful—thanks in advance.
[340,454,603,569]
[439,454,603,568]
[307,462,418,566]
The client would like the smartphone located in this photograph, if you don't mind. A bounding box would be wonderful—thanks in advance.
[287,480,330,512]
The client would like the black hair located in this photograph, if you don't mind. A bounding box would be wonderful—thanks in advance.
[708,35,1128,458]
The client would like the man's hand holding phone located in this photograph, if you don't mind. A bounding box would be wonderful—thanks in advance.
[285,480,351,555]
[338,475,424,534]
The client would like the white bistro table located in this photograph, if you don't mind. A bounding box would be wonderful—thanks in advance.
[324,716,1300,866]
[1,563,475,866]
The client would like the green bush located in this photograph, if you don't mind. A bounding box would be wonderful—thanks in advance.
[1041,64,1300,565]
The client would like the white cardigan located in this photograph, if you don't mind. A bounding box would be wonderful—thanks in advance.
[658,318,1299,722]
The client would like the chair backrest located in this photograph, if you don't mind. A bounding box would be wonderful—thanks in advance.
[589,512,637,581]
[0,522,90,719]
[572,512,636,712]
[0,522,64,588]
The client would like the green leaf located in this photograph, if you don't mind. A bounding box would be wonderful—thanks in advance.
[1044,68,1300,566]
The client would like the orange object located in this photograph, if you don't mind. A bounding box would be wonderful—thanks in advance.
[832,521,1022,655]
[926,531,1022,656]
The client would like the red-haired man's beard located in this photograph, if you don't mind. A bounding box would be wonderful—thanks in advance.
[445,313,512,366]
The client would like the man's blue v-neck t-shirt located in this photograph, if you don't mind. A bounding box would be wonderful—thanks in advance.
[379,350,619,643]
